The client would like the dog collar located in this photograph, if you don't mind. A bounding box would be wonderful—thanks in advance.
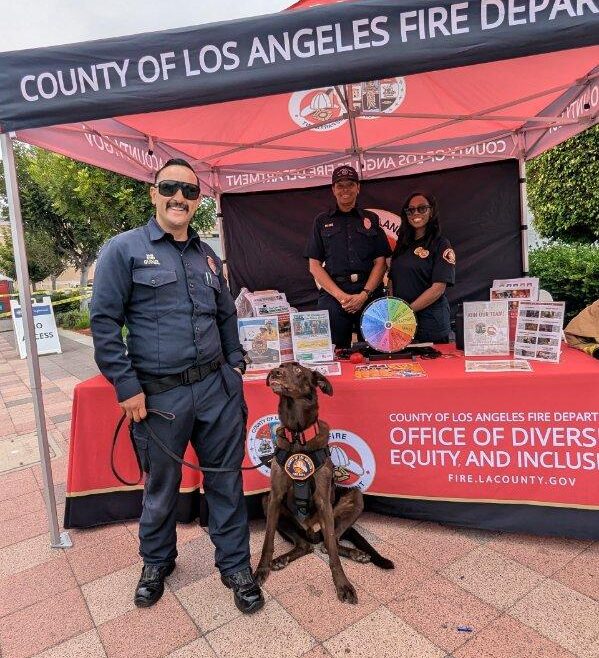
[280,421,320,445]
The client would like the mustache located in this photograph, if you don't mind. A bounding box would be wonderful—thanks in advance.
[166,200,189,211]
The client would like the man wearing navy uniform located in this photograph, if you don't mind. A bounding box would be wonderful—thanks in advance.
[91,158,264,614]
[305,165,391,348]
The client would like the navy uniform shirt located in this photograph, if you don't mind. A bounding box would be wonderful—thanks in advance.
[389,235,456,304]
[91,217,243,402]
[304,207,391,277]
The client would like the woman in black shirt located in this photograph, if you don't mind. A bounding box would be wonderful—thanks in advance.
[389,192,456,343]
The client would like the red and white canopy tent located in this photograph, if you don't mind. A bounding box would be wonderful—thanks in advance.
[1,0,597,546]
[11,1,599,269]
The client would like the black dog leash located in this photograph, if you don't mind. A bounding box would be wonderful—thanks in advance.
[111,409,273,486]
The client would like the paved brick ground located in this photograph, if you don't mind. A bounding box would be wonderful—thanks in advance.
[0,329,597,658]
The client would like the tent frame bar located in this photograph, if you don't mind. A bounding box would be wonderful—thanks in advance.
[363,111,583,126]
[518,133,530,276]
[0,133,71,550]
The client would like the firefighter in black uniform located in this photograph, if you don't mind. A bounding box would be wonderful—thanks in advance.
[389,191,456,343]
[91,158,264,614]
[304,166,391,349]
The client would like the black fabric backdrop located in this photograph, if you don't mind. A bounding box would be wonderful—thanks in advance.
[222,160,522,314]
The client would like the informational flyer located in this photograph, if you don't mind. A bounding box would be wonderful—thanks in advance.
[490,286,534,348]
[463,301,510,356]
[306,361,342,377]
[234,288,294,362]
[291,310,334,363]
[249,291,290,316]
[492,277,539,301]
[237,316,281,371]
[514,301,565,363]
[354,362,427,379]
[275,310,294,363]
[465,360,532,373]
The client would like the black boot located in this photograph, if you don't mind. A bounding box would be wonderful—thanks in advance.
[221,567,265,614]
[134,562,176,608]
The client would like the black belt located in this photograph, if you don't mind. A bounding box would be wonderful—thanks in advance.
[332,273,368,284]
[139,355,225,395]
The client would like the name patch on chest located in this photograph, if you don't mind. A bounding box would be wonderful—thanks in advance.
[144,253,160,265]
[414,247,429,259]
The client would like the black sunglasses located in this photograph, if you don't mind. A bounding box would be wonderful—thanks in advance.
[405,204,431,215]
[154,180,201,200]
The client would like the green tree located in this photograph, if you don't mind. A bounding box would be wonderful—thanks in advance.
[27,148,153,288]
[0,226,65,288]
[0,143,68,287]
[527,125,599,243]
[26,149,216,286]
[194,196,217,234]
[1,145,216,294]
[529,242,599,320]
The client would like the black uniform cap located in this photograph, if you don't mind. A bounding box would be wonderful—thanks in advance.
[332,165,359,184]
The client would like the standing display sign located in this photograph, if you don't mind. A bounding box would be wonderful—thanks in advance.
[463,301,509,356]
[514,301,566,363]
[291,310,334,363]
[10,296,61,358]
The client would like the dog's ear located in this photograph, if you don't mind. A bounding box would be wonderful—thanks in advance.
[312,370,333,396]
[266,369,275,388]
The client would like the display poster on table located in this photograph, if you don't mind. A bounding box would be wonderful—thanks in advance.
[514,301,566,363]
[464,300,509,356]
[291,310,334,363]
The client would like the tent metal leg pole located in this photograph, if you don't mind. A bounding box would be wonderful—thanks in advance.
[518,156,530,276]
[0,134,71,549]
[215,192,228,278]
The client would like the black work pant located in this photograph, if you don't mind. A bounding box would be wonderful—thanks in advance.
[131,364,250,576]
[317,283,383,349]
[414,297,451,343]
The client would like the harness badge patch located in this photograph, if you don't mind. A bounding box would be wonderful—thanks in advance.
[414,247,429,259]
[285,453,316,481]
[442,248,456,264]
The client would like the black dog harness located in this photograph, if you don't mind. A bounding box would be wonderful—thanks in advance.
[274,423,330,521]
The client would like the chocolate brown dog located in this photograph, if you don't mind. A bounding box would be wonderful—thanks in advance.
[254,362,393,603]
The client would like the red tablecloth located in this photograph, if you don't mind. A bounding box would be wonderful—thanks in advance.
[65,345,599,535]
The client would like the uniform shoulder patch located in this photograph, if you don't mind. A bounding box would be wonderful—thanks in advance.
[442,248,456,265]
[363,217,372,229]
[207,255,219,274]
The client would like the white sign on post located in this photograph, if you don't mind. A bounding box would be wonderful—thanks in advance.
[10,296,62,359]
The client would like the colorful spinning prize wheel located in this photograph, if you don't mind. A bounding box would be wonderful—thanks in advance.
[360,297,417,353]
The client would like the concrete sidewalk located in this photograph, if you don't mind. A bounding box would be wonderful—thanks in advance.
[0,330,597,658]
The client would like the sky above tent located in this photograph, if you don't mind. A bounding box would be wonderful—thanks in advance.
[0,0,288,52]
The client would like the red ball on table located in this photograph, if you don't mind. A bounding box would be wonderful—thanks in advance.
[349,352,364,364]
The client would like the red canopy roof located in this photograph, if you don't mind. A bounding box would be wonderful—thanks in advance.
[11,0,598,193]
